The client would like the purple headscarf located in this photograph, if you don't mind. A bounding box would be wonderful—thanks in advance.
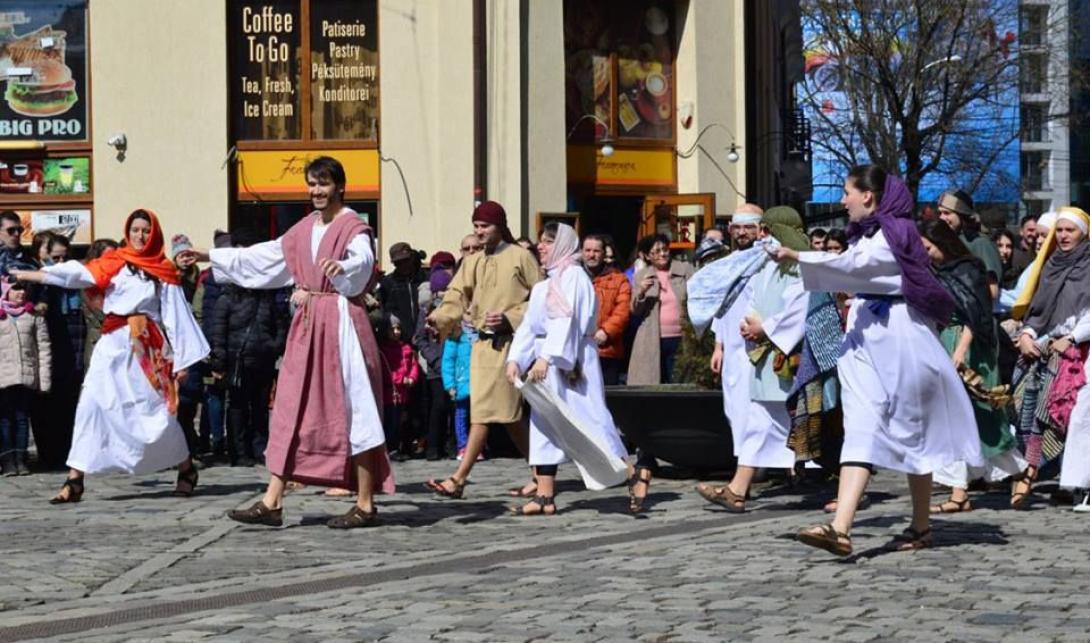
[845,174,955,326]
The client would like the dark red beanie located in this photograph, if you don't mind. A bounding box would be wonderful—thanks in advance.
[472,201,516,243]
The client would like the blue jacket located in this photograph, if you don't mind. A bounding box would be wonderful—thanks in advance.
[441,330,476,401]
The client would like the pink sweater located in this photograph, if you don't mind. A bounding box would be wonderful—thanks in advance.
[380,341,420,405]
[657,271,682,338]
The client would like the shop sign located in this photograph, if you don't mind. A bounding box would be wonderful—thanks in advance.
[0,1,88,142]
[309,0,378,140]
[237,148,379,199]
[231,1,302,140]
[567,145,675,188]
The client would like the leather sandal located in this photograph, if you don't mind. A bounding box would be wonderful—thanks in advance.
[227,501,284,527]
[327,505,381,529]
[796,523,853,556]
[174,465,199,497]
[509,495,556,516]
[889,526,933,551]
[930,498,972,514]
[49,476,85,505]
[627,467,652,514]
[425,477,465,499]
[1010,470,1036,509]
[695,483,745,513]
[508,477,538,497]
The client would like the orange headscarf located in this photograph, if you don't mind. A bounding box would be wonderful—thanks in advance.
[85,209,181,289]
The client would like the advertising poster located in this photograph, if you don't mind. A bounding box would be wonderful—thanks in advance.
[0,0,88,141]
[309,0,378,141]
[20,208,91,244]
[230,0,301,140]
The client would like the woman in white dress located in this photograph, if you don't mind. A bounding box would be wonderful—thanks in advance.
[13,210,209,503]
[770,166,983,556]
[504,222,629,516]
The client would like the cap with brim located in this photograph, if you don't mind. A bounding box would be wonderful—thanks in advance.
[938,192,977,219]
[389,242,415,263]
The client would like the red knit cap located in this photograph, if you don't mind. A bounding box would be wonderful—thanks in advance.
[472,201,516,243]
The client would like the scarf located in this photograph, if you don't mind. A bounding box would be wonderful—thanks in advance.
[846,175,955,325]
[685,239,773,335]
[0,281,31,318]
[85,209,181,289]
[543,223,581,319]
[1014,207,1090,333]
[935,256,996,348]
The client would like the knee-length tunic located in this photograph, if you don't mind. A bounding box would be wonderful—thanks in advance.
[507,266,628,486]
[42,262,209,474]
[797,231,983,474]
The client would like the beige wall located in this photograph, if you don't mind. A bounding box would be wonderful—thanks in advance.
[378,0,475,260]
[675,0,747,213]
[523,0,567,237]
[90,0,229,248]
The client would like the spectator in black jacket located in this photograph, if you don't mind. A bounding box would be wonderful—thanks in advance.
[208,229,288,466]
[379,242,428,455]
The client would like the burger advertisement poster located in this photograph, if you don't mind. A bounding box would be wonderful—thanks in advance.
[0,1,87,142]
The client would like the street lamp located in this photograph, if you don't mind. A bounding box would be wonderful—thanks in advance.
[676,122,741,164]
[567,114,615,157]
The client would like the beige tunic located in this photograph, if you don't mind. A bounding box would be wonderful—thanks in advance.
[433,242,541,423]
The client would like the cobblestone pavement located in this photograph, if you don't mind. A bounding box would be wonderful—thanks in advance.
[1,456,1089,642]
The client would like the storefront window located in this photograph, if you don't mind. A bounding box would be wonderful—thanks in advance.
[230,0,378,144]
[564,0,675,143]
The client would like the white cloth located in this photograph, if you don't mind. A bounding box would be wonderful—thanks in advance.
[507,267,628,485]
[731,261,807,468]
[933,448,1027,487]
[797,231,983,474]
[210,221,384,455]
[713,288,755,448]
[42,261,210,474]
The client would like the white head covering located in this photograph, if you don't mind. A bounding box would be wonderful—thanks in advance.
[731,212,762,225]
[1036,211,1058,234]
[1057,210,1089,235]
[543,223,581,318]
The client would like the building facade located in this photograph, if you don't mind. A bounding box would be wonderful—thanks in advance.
[0,0,777,266]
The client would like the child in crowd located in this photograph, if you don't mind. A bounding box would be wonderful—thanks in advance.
[0,279,51,475]
[379,313,419,457]
[442,308,477,461]
[414,252,456,460]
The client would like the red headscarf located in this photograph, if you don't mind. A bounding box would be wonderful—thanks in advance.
[86,209,181,289]
[472,200,516,244]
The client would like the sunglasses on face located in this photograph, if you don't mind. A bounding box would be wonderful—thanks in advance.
[3,226,23,235]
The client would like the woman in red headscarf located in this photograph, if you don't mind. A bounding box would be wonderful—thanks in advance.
[13,210,209,503]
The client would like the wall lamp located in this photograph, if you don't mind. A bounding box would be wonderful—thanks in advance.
[566,114,615,157]
[677,122,740,164]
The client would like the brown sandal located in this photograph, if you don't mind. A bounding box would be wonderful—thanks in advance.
[695,483,745,513]
[796,523,852,556]
[889,526,932,551]
[627,467,653,514]
[425,477,465,499]
[507,479,538,497]
[509,495,557,516]
[930,498,971,514]
[227,501,284,527]
[174,465,199,497]
[1010,470,1035,509]
[327,505,381,529]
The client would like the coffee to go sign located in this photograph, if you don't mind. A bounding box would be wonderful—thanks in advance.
[0,1,89,142]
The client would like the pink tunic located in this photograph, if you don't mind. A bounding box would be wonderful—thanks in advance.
[268,213,395,491]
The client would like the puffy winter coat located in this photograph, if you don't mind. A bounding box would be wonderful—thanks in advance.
[380,340,419,405]
[208,285,287,378]
[0,308,51,392]
[441,329,475,401]
[592,267,632,360]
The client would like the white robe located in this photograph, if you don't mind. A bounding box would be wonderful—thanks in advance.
[42,262,210,475]
[735,262,807,469]
[1057,312,1090,489]
[797,231,983,475]
[507,267,628,481]
[713,288,755,446]
[209,224,384,455]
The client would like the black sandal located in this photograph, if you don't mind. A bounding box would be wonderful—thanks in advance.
[509,495,556,516]
[327,505,381,529]
[49,476,85,505]
[628,467,652,514]
[174,464,199,497]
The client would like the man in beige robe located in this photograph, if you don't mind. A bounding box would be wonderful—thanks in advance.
[425,201,541,498]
